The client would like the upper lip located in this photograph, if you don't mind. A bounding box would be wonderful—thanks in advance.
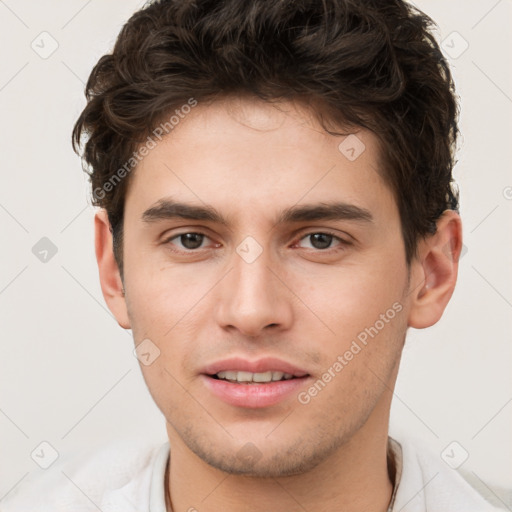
[202,357,310,378]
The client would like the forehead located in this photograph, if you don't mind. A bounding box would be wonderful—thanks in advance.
[124,97,396,224]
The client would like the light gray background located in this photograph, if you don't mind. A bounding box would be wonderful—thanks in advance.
[1,0,511,506]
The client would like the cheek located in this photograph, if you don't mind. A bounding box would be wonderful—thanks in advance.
[124,256,211,334]
[294,267,407,417]
[124,262,218,386]
[292,255,408,345]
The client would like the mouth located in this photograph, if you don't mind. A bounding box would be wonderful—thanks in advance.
[201,357,311,408]
[211,370,299,384]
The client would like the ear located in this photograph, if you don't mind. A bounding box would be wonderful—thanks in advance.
[94,209,131,329]
[407,210,463,329]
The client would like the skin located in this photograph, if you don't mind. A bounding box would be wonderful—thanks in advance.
[95,96,462,512]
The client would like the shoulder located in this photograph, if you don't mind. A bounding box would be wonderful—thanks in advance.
[390,433,507,512]
[1,438,169,512]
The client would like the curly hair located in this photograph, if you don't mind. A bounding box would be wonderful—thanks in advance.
[72,0,459,278]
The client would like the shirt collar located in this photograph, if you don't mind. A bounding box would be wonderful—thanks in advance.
[387,436,404,512]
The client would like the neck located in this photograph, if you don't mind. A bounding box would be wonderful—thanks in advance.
[165,400,395,512]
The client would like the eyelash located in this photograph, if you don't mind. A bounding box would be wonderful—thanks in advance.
[293,231,350,251]
[163,230,351,253]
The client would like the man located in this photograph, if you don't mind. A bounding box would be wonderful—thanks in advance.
[2,0,505,511]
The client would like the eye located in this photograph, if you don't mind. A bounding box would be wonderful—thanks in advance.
[296,232,346,250]
[166,232,211,250]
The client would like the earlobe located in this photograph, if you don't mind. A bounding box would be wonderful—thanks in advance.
[407,210,463,329]
[94,209,131,329]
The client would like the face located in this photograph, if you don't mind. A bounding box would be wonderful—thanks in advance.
[120,97,412,477]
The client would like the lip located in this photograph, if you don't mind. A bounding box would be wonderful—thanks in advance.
[201,357,311,408]
[201,374,310,408]
[202,357,309,377]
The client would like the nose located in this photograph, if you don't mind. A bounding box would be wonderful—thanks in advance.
[213,247,294,338]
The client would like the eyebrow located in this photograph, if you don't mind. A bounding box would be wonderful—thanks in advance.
[142,199,225,224]
[278,202,373,224]
[141,198,373,225]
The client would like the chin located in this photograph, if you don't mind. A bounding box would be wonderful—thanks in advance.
[182,429,347,478]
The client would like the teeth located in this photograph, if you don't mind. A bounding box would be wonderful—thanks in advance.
[216,371,295,383]
[271,371,284,381]
[219,371,238,381]
[253,371,273,382]
[237,371,253,382]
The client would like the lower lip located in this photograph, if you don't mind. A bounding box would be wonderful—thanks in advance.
[201,375,310,408]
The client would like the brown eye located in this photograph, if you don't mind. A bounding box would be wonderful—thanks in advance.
[168,233,208,250]
[180,233,204,249]
[298,233,341,250]
[309,233,333,249]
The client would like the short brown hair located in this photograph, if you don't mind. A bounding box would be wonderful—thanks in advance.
[72,0,459,278]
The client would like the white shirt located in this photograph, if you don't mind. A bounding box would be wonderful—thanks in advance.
[1,435,505,511]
